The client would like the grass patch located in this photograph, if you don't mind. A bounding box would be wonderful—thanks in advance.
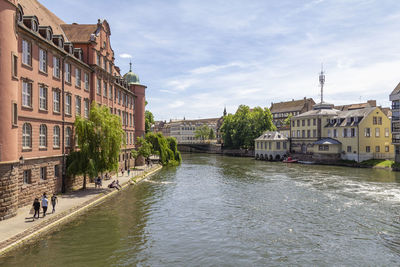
[359,159,394,168]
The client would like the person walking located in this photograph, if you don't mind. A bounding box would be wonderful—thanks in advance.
[51,194,58,213]
[32,198,40,219]
[41,193,48,217]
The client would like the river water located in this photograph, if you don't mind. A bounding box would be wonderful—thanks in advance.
[2,154,400,266]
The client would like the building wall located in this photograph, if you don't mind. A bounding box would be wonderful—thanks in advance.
[255,140,288,160]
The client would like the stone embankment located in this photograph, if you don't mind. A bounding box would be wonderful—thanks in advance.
[0,164,162,256]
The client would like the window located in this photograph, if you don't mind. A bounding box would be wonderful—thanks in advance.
[109,85,113,99]
[23,170,31,184]
[319,145,329,151]
[97,53,101,66]
[97,79,101,95]
[385,128,389,137]
[376,146,380,152]
[283,142,287,149]
[103,81,107,96]
[65,94,71,115]
[351,128,356,137]
[378,117,382,125]
[12,102,18,126]
[109,62,112,73]
[118,90,121,104]
[307,130,310,138]
[302,130,305,138]
[373,116,377,125]
[292,121,295,127]
[39,49,47,73]
[297,130,300,137]
[84,73,89,91]
[12,53,18,77]
[343,128,348,137]
[103,57,107,70]
[84,99,89,118]
[313,129,317,138]
[40,166,47,180]
[22,81,32,107]
[328,129,331,137]
[53,90,60,112]
[65,63,71,83]
[39,85,47,110]
[65,127,72,147]
[365,128,371,137]
[276,142,281,149]
[385,146,390,152]
[302,120,305,126]
[333,129,337,138]
[22,39,32,66]
[347,146,352,153]
[54,165,60,178]
[53,126,60,148]
[38,124,47,148]
[53,56,60,78]
[269,142,271,150]
[375,128,380,137]
[366,146,371,153]
[75,96,81,115]
[75,68,81,87]
[22,123,32,149]
[292,130,295,137]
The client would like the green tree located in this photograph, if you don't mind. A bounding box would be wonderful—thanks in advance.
[220,105,275,149]
[136,137,153,159]
[145,110,154,133]
[284,114,292,126]
[195,125,210,140]
[145,132,182,166]
[67,102,125,189]
[209,128,215,140]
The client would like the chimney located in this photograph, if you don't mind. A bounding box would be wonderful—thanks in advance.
[367,100,376,107]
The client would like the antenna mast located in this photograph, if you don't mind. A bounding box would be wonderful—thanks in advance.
[319,63,325,103]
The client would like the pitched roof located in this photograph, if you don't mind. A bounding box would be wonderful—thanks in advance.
[255,131,289,141]
[314,138,341,145]
[18,0,68,40]
[61,24,98,43]
[390,82,400,97]
[270,98,315,113]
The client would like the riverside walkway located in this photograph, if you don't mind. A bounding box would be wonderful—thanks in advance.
[0,164,162,255]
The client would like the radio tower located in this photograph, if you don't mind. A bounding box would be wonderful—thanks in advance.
[319,63,325,103]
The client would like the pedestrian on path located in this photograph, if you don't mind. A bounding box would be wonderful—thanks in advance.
[51,194,58,213]
[41,193,48,217]
[32,198,40,219]
[121,168,124,176]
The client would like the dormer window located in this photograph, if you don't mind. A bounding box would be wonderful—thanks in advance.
[17,4,23,23]
[22,16,39,32]
[32,20,38,32]
[39,26,53,41]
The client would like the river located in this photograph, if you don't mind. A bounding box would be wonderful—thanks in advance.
[2,154,400,266]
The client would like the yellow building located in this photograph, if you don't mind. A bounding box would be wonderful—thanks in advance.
[291,106,394,162]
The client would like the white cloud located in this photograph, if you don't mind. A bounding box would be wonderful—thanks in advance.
[119,53,132,59]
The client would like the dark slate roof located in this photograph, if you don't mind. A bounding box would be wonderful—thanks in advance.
[270,98,315,113]
[314,138,341,145]
[325,107,375,127]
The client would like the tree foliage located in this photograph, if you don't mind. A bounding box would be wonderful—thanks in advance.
[220,105,275,149]
[195,125,211,140]
[67,102,125,189]
[136,137,153,159]
[283,114,292,126]
[145,132,182,166]
[209,128,215,140]
[145,110,154,133]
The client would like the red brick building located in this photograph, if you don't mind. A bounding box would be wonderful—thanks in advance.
[0,0,146,220]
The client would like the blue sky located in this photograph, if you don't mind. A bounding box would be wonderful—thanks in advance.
[41,0,400,120]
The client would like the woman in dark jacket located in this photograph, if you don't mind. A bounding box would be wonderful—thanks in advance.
[33,198,40,219]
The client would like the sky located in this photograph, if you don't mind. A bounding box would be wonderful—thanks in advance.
[41,0,400,121]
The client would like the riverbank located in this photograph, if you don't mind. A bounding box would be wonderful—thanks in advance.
[0,164,162,256]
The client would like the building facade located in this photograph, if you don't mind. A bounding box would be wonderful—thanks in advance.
[0,0,146,220]
[390,82,400,162]
[167,118,221,143]
[270,97,315,133]
[254,131,289,160]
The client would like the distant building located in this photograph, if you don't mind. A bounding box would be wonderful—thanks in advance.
[270,97,315,133]
[168,118,221,143]
[254,131,289,160]
[334,100,376,111]
[390,82,400,162]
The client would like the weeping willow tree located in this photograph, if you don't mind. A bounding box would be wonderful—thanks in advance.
[145,132,182,166]
[67,102,125,189]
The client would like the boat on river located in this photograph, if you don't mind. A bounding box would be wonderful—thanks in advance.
[282,157,298,163]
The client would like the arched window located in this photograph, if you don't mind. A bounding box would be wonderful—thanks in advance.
[53,126,60,148]
[65,127,72,147]
[22,123,32,149]
[39,124,47,147]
